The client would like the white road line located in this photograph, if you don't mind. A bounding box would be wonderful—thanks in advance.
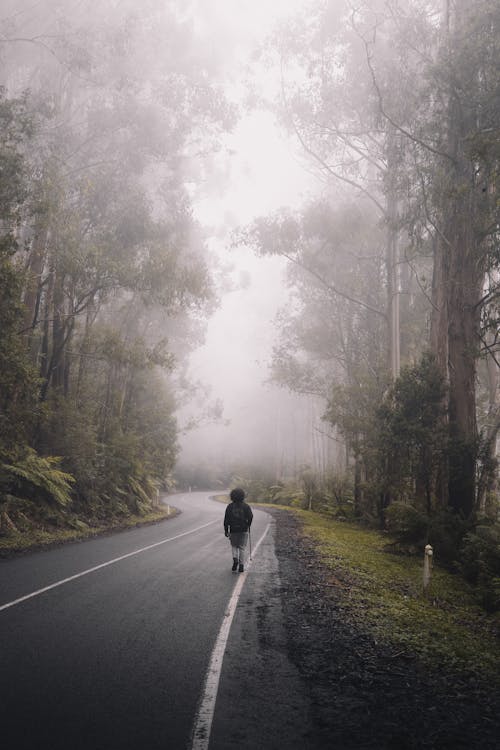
[0,520,219,613]
[190,521,272,750]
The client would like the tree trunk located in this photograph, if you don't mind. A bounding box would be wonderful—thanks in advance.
[22,217,49,335]
[76,303,97,404]
[431,180,480,519]
[386,215,400,379]
[386,130,401,379]
[353,438,362,516]
[476,338,500,516]
[446,207,481,517]
[51,270,66,392]
[428,0,486,518]
[39,267,53,382]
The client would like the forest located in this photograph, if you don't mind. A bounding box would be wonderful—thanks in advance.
[0,1,499,607]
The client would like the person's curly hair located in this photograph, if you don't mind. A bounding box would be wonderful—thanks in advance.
[230,487,245,503]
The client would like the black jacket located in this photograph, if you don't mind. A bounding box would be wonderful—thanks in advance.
[224,501,253,534]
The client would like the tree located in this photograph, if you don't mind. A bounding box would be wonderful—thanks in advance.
[259,0,500,521]
[0,90,39,456]
[429,0,500,516]
[270,0,432,379]
[376,354,447,517]
[238,197,395,508]
[371,0,500,516]
[0,1,234,521]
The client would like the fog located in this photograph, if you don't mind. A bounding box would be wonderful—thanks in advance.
[179,118,318,478]
[1,0,326,488]
[176,1,331,481]
[3,0,495,512]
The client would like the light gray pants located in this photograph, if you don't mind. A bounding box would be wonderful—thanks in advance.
[230,531,248,563]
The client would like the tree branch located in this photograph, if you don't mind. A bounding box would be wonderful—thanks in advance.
[292,119,387,215]
[479,331,500,369]
[314,120,387,173]
[282,251,387,320]
[279,56,387,215]
[355,17,456,163]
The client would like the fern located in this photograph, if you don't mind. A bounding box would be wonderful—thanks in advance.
[127,475,155,510]
[1,449,75,507]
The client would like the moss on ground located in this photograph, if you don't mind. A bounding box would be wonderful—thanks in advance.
[0,505,176,557]
[290,509,499,681]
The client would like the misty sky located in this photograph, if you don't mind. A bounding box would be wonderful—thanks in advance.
[179,0,315,468]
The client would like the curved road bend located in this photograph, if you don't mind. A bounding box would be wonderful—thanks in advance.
[0,492,272,749]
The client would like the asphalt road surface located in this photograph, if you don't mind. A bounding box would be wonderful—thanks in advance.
[0,492,309,750]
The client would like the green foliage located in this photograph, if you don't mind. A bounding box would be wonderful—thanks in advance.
[0,88,33,220]
[220,467,355,518]
[0,251,41,449]
[374,354,447,514]
[298,509,500,676]
[38,378,177,521]
[325,369,387,519]
[326,370,387,454]
[427,510,472,567]
[0,5,232,535]
[261,0,499,524]
[266,481,305,507]
[385,502,471,565]
[0,449,74,509]
[42,396,99,501]
[0,93,40,455]
[229,468,277,504]
[320,472,355,517]
[385,501,429,548]
[127,475,159,516]
[0,504,173,554]
[459,523,500,612]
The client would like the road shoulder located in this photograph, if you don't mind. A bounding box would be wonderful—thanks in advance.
[271,509,500,750]
[210,519,313,749]
[212,507,500,749]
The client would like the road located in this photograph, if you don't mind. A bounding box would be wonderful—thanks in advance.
[0,492,309,750]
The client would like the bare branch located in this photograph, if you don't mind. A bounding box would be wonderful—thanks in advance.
[354,16,456,163]
[479,331,500,369]
[403,247,439,312]
[313,425,345,444]
[0,34,100,86]
[416,166,452,248]
[474,286,500,311]
[314,120,387,173]
[282,251,387,320]
[279,56,387,215]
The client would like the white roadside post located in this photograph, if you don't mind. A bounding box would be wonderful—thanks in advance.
[423,544,433,593]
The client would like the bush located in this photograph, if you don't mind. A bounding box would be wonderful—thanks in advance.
[427,510,471,566]
[459,522,500,611]
[0,449,75,509]
[385,501,429,548]
[384,504,474,568]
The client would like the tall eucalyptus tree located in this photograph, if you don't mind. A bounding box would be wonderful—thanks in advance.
[0,0,235,516]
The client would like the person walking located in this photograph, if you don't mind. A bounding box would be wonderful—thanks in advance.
[224,487,253,572]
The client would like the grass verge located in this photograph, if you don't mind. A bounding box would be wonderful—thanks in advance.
[289,508,499,681]
[0,504,177,557]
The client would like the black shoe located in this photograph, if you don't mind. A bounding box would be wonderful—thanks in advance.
[238,563,244,573]
[232,558,238,571]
